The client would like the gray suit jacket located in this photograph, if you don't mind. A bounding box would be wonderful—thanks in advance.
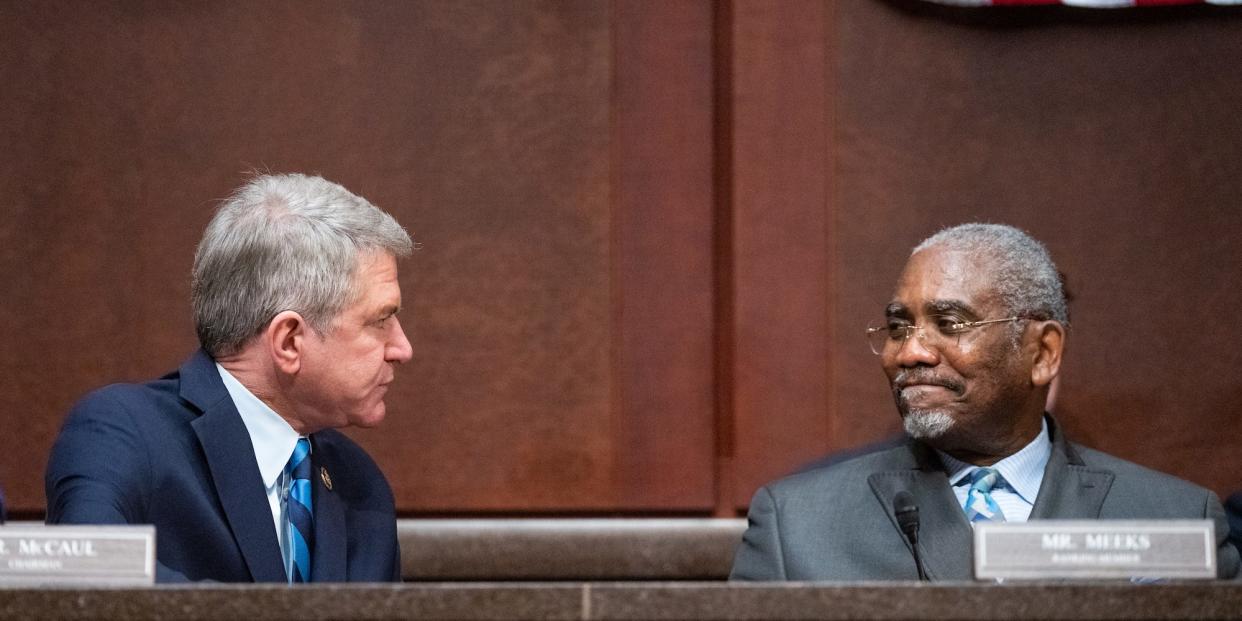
[731,418,1239,580]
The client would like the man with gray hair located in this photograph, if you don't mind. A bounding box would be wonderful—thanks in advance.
[46,174,413,583]
[731,223,1238,581]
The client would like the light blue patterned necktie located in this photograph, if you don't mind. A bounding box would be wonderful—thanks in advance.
[964,467,1007,523]
[284,438,314,583]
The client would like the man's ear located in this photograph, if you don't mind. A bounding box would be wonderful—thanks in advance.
[1029,320,1066,388]
[266,310,308,375]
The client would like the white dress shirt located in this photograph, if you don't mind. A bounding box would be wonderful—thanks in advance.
[937,417,1052,523]
[216,364,304,565]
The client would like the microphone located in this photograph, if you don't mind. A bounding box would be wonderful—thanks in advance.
[893,491,927,581]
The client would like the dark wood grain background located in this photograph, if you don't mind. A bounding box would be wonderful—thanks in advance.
[2,0,1239,517]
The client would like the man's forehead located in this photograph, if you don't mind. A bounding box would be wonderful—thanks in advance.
[889,247,1000,315]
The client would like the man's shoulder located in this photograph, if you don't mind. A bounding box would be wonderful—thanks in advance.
[69,373,189,423]
[1070,442,1217,502]
[67,351,220,424]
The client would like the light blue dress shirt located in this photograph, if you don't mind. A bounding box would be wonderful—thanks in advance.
[937,417,1051,523]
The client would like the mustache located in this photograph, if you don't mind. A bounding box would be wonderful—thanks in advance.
[892,369,964,396]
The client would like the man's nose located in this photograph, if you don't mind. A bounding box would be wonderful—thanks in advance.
[891,327,939,367]
[387,317,414,363]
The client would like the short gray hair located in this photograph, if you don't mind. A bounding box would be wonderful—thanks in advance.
[913,223,1069,325]
[192,173,413,357]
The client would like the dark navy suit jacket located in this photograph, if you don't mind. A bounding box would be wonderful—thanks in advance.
[45,349,401,583]
[1227,491,1242,558]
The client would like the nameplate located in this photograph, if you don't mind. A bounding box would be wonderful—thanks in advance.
[974,520,1216,580]
[0,524,155,585]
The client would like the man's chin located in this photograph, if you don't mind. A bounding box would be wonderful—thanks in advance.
[902,409,955,440]
[348,404,387,429]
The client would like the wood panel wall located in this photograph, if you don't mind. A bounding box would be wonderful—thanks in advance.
[1,0,1239,516]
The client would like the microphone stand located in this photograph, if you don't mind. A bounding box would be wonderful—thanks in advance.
[893,491,928,581]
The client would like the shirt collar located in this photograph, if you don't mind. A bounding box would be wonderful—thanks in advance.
[216,364,303,490]
[938,416,1051,504]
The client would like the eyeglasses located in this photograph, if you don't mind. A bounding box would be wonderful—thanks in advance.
[865,316,1021,356]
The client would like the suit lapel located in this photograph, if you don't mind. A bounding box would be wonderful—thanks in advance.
[309,435,347,582]
[183,350,287,583]
[868,443,974,580]
[1029,418,1114,520]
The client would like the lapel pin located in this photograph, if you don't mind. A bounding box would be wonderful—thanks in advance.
[320,466,333,491]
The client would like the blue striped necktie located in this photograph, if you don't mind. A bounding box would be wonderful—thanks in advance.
[964,467,1007,523]
[284,438,314,583]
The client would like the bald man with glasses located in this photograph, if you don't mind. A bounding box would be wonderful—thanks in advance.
[730,223,1239,581]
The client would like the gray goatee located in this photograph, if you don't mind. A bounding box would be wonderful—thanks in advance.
[902,409,955,439]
